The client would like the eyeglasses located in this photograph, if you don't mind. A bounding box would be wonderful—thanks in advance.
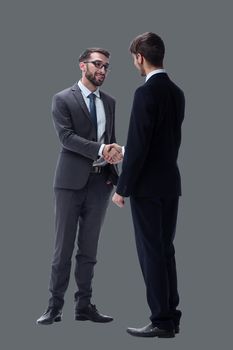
[84,60,110,71]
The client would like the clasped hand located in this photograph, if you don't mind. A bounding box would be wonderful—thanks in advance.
[103,143,123,164]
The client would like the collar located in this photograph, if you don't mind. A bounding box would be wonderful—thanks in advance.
[145,69,166,82]
[78,80,100,98]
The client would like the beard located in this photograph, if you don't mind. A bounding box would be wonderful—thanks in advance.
[85,68,105,86]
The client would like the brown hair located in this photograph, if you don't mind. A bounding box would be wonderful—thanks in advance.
[129,32,165,66]
[79,48,110,62]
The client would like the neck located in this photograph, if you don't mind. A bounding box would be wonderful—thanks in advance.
[81,76,97,92]
[144,65,163,76]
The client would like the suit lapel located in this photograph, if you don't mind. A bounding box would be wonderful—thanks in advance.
[71,82,94,126]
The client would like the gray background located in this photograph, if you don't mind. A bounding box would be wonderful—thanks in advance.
[1,0,232,349]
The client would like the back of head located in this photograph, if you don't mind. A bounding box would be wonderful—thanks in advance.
[129,32,165,66]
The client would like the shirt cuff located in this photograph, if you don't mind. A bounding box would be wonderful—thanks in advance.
[122,146,125,156]
[98,144,105,156]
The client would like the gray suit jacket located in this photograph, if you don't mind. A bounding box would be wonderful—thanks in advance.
[52,82,118,189]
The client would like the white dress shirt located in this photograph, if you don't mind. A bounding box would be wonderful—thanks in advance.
[145,68,166,82]
[78,80,107,166]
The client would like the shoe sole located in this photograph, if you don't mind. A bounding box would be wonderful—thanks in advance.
[126,330,175,338]
[75,315,89,321]
[75,315,113,323]
[37,316,62,325]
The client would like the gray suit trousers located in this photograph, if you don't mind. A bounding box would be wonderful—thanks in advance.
[48,172,113,309]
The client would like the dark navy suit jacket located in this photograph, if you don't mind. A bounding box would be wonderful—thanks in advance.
[116,73,185,197]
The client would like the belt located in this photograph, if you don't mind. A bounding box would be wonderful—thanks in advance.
[90,166,103,174]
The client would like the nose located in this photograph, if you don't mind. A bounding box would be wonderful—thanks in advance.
[98,66,106,72]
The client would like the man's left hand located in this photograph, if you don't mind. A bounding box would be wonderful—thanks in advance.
[112,192,125,208]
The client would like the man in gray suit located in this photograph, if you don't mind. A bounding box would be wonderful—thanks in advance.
[37,48,122,325]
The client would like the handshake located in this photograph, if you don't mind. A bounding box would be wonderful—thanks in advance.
[102,143,123,164]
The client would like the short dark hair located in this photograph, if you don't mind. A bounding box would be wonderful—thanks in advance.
[129,32,165,66]
[79,48,110,62]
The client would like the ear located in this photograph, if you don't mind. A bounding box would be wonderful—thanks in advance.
[79,62,86,72]
[137,53,144,65]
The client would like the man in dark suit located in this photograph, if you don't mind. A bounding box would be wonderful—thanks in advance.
[37,48,122,325]
[112,32,185,338]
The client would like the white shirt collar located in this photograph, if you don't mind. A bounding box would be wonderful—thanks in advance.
[78,80,100,98]
[145,69,166,82]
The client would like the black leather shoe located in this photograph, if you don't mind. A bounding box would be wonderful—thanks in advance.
[126,323,175,338]
[175,325,180,334]
[36,307,62,325]
[75,304,113,323]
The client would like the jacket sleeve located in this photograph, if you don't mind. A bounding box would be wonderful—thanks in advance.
[116,87,158,196]
[108,100,119,182]
[52,94,101,160]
